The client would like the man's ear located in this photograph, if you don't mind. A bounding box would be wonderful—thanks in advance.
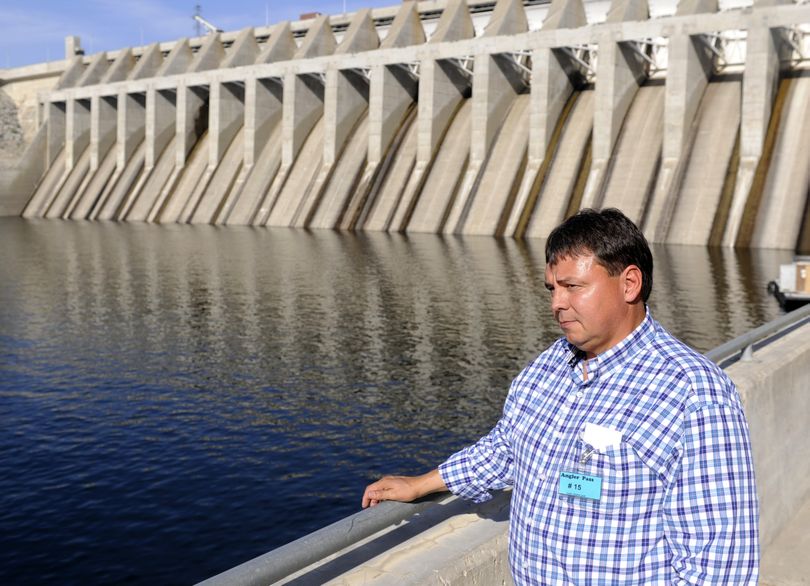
[622,265,643,303]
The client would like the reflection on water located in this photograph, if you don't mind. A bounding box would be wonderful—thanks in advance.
[0,218,789,584]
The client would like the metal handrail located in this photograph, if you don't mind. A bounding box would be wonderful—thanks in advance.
[705,302,810,368]
[198,303,810,586]
[197,492,455,586]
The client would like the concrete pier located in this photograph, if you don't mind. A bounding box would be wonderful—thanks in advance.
[664,77,742,245]
[1,0,809,250]
[645,0,717,242]
[524,89,594,239]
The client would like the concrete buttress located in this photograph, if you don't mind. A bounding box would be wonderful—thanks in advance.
[325,9,378,165]
[505,0,587,238]
[129,44,163,80]
[101,49,135,84]
[66,98,91,170]
[66,95,117,218]
[256,22,297,64]
[217,76,283,224]
[429,0,476,44]
[76,53,109,87]
[55,56,86,90]
[156,39,194,77]
[222,28,260,69]
[119,87,175,220]
[190,34,226,72]
[46,102,67,167]
[645,0,717,242]
[42,98,92,217]
[369,0,424,167]
[89,95,116,172]
[723,13,791,247]
[581,10,649,210]
[445,0,528,234]
[390,0,474,231]
[295,15,337,60]
[188,82,246,223]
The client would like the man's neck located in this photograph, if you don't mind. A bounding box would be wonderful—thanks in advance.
[584,305,647,361]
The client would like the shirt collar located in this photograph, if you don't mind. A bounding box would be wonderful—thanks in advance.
[565,307,655,383]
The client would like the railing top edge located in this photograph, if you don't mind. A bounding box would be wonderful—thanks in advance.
[197,492,455,585]
[705,302,810,366]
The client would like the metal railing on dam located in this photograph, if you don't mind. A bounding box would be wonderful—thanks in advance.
[1,0,809,250]
[197,303,810,585]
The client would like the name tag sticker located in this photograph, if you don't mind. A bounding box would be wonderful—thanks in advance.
[559,471,602,500]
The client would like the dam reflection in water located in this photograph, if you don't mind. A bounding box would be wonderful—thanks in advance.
[0,218,789,584]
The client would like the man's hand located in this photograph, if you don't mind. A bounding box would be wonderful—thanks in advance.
[362,469,447,508]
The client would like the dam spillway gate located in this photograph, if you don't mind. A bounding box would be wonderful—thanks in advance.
[3,0,810,250]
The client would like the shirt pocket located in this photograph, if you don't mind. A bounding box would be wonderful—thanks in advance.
[564,441,662,515]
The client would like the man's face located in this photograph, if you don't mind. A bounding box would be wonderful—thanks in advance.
[544,253,638,358]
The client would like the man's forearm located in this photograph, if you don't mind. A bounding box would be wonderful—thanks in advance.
[412,469,447,497]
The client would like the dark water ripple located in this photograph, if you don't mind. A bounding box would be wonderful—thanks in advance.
[0,218,788,584]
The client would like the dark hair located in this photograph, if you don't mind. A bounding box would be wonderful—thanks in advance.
[545,208,653,302]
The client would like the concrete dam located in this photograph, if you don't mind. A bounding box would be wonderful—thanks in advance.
[1,0,809,250]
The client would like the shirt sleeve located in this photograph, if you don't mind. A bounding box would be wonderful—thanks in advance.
[664,402,760,584]
[438,385,517,503]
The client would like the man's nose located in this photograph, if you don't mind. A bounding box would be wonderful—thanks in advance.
[551,288,567,312]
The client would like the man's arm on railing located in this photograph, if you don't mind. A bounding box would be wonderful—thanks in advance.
[362,469,448,508]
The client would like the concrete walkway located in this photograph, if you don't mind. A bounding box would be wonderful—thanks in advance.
[761,495,810,585]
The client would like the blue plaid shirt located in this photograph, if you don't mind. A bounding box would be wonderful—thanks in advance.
[439,312,759,585]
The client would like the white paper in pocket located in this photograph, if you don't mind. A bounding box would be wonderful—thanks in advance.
[582,422,623,451]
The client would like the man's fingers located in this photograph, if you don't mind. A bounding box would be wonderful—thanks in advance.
[362,486,388,508]
[362,475,423,508]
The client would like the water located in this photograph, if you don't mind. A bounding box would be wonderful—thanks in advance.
[0,218,791,584]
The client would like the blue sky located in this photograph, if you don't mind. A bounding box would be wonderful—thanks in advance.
[0,0,396,69]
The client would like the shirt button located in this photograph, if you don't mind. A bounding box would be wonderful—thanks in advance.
[575,391,584,399]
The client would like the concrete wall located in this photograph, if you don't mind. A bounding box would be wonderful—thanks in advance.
[285,320,810,584]
[0,88,26,159]
[0,124,47,216]
[726,321,810,551]
[1,75,58,143]
[0,80,47,215]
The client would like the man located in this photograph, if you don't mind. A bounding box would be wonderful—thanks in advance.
[362,208,759,584]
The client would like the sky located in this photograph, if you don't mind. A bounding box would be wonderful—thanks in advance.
[0,0,397,69]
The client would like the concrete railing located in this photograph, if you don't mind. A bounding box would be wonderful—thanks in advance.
[725,303,810,550]
[198,303,810,585]
[706,302,810,367]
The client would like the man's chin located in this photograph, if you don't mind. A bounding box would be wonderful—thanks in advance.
[564,334,582,348]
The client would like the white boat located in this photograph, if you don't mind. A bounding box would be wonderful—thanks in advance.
[768,258,810,310]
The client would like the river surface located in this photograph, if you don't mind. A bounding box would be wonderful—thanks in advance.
[0,217,790,584]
